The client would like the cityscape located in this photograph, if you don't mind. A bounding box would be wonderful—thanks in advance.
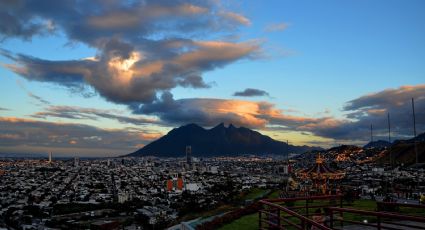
[1,0,425,230]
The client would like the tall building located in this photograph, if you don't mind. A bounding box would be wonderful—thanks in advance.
[186,145,192,165]
[48,152,52,163]
[74,157,79,167]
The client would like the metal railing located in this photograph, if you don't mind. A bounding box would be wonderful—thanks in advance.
[328,206,425,230]
[259,195,425,230]
[259,195,342,230]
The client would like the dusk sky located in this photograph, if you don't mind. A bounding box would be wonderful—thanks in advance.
[0,0,424,157]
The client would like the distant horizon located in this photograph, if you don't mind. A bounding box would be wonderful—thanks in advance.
[1,121,419,157]
[1,0,424,156]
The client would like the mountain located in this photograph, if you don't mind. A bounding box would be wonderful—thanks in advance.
[364,140,391,149]
[327,145,362,153]
[377,133,425,165]
[413,132,425,142]
[128,123,322,157]
[377,141,425,165]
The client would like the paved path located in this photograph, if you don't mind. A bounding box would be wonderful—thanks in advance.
[342,221,425,230]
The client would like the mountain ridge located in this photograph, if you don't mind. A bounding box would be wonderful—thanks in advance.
[128,123,323,157]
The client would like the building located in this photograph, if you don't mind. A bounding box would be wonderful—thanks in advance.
[186,146,192,165]
[166,177,185,192]
[74,157,79,167]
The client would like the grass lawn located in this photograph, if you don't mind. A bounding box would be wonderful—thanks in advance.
[242,188,270,200]
[179,204,235,222]
[180,188,271,225]
[219,199,385,229]
[217,213,258,230]
[217,190,280,230]
[267,190,281,199]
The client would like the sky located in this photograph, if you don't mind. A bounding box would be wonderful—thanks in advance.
[0,0,424,157]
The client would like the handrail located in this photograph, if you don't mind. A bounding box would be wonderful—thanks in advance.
[260,196,425,230]
[328,207,425,222]
[260,200,332,230]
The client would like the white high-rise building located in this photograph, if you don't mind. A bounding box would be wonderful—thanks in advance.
[74,157,79,167]
[48,152,52,163]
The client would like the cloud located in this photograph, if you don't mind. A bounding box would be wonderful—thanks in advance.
[302,85,425,141]
[132,92,323,130]
[233,88,270,97]
[27,92,50,105]
[3,39,259,104]
[0,1,54,40]
[31,105,157,126]
[0,107,9,111]
[16,80,50,105]
[218,11,251,26]
[0,116,161,156]
[1,1,260,105]
[133,85,425,144]
[265,22,289,32]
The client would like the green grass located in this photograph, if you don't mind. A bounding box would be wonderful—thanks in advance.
[218,197,425,229]
[338,200,378,224]
[217,213,258,230]
[399,206,425,216]
[180,188,271,226]
[219,199,382,229]
[267,190,281,199]
[242,188,269,200]
[179,204,234,221]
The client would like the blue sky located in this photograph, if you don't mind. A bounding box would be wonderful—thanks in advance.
[0,0,424,156]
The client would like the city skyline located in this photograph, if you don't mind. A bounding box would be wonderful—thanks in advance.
[1,0,425,156]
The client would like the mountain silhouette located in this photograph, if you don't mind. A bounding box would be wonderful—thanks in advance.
[128,123,322,157]
[364,140,391,149]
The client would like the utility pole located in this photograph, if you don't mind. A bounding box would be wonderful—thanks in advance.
[286,140,289,163]
[412,98,418,164]
[388,113,392,167]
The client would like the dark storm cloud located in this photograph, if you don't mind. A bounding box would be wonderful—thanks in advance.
[0,116,160,150]
[32,106,157,126]
[3,51,88,87]
[233,88,270,97]
[0,0,51,40]
[1,0,259,104]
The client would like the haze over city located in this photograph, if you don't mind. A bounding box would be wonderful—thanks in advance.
[1,0,424,157]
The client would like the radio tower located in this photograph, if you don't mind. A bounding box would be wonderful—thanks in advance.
[387,113,392,167]
[286,140,289,163]
[412,98,418,164]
